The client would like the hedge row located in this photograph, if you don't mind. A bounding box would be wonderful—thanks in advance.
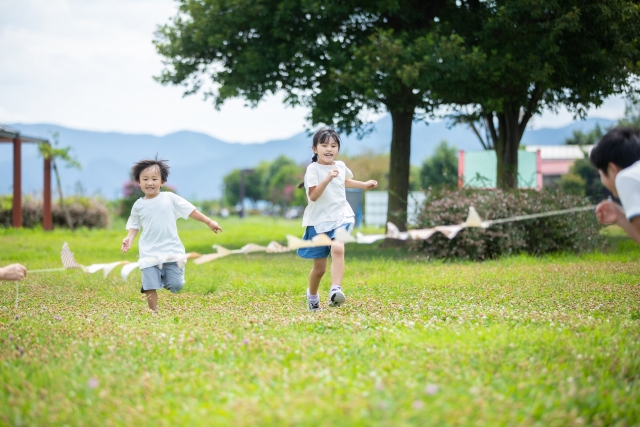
[409,189,605,260]
[0,197,109,229]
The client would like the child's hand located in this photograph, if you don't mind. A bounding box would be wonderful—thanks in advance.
[208,220,223,234]
[122,236,133,252]
[365,180,378,189]
[325,168,339,181]
[595,200,623,225]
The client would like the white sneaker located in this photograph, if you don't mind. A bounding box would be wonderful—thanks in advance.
[308,300,321,311]
[328,287,346,307]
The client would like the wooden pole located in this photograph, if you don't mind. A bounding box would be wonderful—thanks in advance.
[12,137,22,228]
[43,155,52,230]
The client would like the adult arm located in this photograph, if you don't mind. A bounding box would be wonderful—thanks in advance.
[0,264,27,281]
[595,200,640,245]
[189,209,223,233]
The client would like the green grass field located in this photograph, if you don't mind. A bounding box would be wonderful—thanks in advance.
[1,217,639,426]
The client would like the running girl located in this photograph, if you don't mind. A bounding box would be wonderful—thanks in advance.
[297,128,378,311]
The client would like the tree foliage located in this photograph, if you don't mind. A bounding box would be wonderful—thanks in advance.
[419,140,458,189]
[223,155,305,207]
[154,0,640,226]
[564,124,605,146]
[432,0,640,188]
[154,0,447,229]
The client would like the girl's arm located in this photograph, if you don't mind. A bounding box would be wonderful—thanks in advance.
[189,209,223,233]
[308,169,339,201]
[346,179,378,190]
[122,228,139,252]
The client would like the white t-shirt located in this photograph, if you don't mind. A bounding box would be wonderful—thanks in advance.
[615,160,640,220]
[125,192,196,263]
[302,160,355,228]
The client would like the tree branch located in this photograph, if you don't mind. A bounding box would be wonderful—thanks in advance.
[484,110,498,148]
[469,120,489,150]
[518,83,543,139]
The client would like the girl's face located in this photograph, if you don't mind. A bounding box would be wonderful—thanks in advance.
[313,137,340,165]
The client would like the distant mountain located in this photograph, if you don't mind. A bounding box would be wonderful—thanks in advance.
[1,116,614,200]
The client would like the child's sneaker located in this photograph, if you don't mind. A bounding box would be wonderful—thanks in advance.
[308,300,321,311]
[328,287,346,307]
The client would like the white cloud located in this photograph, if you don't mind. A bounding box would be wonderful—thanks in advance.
[0,0,630,142]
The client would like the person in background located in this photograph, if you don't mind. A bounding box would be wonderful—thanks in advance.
[590,127,640,243]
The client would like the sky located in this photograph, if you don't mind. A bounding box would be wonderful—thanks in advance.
[0,0,628,143]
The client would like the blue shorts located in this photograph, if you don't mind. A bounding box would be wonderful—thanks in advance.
[296,223,353,259]
[140,262,185,294]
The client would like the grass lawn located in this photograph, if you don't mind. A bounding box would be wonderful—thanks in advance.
[1,217,639,426]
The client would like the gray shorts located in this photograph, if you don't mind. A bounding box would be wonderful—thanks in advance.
[140,262,185,294]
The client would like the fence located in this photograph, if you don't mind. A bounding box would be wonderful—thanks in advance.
[364,191,427,227]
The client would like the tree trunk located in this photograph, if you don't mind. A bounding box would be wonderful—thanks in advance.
[386,109,414,231]
[494,107,521,189]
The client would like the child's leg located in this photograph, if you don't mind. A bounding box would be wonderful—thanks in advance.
[144,290,158,311]
[308,258,327,296]
[330,241,345,286]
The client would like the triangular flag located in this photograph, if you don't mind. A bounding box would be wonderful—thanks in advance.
[61,243,85,270]
[335,227,356,243]
[407,228,437,240]
[463,207,484,228]
[266,241,292,253]
[435,225,463,239]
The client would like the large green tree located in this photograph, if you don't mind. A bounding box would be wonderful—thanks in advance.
[431,0,640,189]
[154,0,446,229]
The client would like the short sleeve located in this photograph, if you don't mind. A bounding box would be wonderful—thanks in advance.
[169,192,196,220]
[616,173,640,220]
[344,163,354,180]
[125,203,141,230]
[305,164,320,188]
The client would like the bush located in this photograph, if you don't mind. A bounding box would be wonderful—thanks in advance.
[409,188,605,260]
[0,196,109,229]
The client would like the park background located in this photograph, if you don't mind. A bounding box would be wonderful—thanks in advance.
[2,0,640,426]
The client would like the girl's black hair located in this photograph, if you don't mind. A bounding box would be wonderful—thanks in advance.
[298,128,341,189]
[131,155,170,182]
[590,127,640,173]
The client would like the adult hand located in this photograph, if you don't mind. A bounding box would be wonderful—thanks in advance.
[0,264,27,281]
[595,200,623,225]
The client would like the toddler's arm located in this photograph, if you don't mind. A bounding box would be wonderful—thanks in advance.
[122,229,139,252]
[346,179,378,190]
[189,209,223,233]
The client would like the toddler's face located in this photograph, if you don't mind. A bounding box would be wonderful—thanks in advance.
[138,166,164,199]
[313,137,340,165]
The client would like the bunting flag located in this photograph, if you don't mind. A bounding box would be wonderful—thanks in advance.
[30,205,595,280]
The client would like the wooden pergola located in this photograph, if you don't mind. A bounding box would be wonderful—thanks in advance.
[0,125,52,230]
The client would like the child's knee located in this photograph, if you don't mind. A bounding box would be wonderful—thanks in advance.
[167,282,184,293]
[311,265,326,278]
[331,242,345,257]
[164,264,185,293]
